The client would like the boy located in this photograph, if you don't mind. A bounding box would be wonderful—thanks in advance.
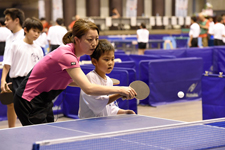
[79,39,135,119]
[188,16,200,47]
[1,17,43,127]
[1,8,25,128]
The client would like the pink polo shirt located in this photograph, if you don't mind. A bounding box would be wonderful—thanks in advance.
[16,43,80,102]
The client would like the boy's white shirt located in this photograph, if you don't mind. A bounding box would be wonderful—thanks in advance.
[3,29,24,66]
[79,70,120,119]
[0,27,11,42]
[7,39,43,78]
[47,25,67,45]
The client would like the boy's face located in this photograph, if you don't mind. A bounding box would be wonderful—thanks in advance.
[93,50,115,76]
[5,14,18,32]
[24,27,41,41]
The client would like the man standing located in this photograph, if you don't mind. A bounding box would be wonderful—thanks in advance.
[212,16,225,46]
[47,18,67,52]
[188,16,200,47]
[198,13,210,47]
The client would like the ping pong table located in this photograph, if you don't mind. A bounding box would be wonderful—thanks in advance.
[0,115,225,150]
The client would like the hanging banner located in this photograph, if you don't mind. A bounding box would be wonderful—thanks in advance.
[175,0,188,17]
[126,0,137,17]
[52,0,63,22]
[38,0,45,18]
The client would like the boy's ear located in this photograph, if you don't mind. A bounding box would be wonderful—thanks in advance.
[91,58,97,66]
[23,27,27,34]
[14,18,20,25]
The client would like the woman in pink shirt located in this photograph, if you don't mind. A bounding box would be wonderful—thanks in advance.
[13,19,136,126]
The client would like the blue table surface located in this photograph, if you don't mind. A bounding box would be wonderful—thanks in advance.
[0,115,181,150]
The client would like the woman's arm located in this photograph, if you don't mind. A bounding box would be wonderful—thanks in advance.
[66,67,136,99]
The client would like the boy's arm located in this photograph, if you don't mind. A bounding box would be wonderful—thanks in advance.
[108,94,122,104]
[117,109,136,114]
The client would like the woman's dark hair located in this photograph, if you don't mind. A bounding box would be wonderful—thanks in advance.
[90,39,114,61]
[63,19,99,44]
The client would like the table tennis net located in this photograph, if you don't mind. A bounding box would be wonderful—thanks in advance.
[33,117,225,150]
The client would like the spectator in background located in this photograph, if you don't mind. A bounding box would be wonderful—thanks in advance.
[47,18,67,52]
[35,30,49,55]
[137,23,149,55]
[198,13,210,47]
[40,17,50,34]
[221,14,225,25]
[208,16,214,36]
[212,16,225,46]
[111,8,120,18]
[188,16,200,47]
[68,15,80,31]
[0,17,11,55]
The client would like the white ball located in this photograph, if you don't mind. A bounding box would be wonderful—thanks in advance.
[177,91,184,98]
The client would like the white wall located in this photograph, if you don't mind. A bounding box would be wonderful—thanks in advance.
[144,0,152,17]
[76,0,86,18]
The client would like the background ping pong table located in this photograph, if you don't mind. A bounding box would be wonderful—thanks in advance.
[1,115,225,150]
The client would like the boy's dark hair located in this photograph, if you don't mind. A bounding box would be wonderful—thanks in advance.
[0,17,5,26]
[191,16,197,22]
[140,23,146,28]
[217,16,222,22]
[4,8,25,27]
[23,17,43,32]
[56,18,64,25]
[90,39,114,61]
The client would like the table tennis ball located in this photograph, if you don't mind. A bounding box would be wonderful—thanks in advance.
[177,91,184,98]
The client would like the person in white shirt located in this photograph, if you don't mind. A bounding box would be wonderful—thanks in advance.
[0,17,11,55]
[79,39,135,119]
[1,8,25,128]
[208,16,214,36]
[1,17,43,127]
[47,18,67,52]
[35,31,48,55]
[212,16,225,46]
[137,23,149,55]
[188,16,200,47]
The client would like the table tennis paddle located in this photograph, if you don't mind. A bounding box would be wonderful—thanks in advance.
[111,78,120,85]
[0,82,14,105]
[123,80,150,100]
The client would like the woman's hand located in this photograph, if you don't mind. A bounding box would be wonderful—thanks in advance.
[119,87,137,100]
